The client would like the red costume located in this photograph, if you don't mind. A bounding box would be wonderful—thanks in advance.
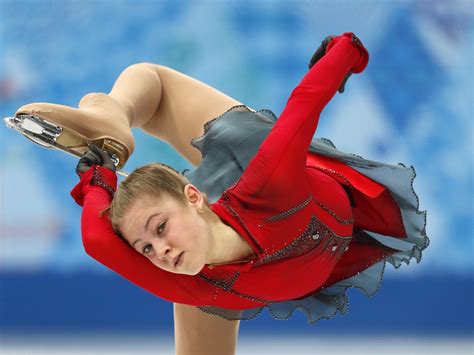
[71,33,427,321]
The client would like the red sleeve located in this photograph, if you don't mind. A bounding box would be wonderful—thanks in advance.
[70,165,211,305]
[230,33,368,211]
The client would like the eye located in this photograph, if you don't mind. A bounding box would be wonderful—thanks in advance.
[142,244,153,255]
[156,221,167,235]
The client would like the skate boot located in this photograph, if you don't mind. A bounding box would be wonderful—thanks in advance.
[4,93,134,174]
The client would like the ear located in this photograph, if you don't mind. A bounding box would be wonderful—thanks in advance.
[183,184,205,209]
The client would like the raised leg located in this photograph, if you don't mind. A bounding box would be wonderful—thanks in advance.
[106,63,242,166]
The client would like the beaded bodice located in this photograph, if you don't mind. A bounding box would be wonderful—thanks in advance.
[194,164,355,304]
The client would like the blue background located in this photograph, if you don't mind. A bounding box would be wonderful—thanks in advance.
[0,0,472,343]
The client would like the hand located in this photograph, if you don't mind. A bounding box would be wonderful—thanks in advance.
[308,35,335,70]
[308,32,368,93]
[76,144,117,176]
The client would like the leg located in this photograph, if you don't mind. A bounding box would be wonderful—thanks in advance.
[107,63,242,166]
[15,63,242,168]
[174,303,240,355]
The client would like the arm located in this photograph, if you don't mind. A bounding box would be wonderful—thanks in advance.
[70,165,210,304]
[174,303,240,355]
[71,161,269,310]
[230,33,368,208]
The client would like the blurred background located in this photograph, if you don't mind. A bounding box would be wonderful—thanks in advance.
[0,0,473,354]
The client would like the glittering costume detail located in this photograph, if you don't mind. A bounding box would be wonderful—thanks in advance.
[312,166,353,187]
[198,271,273,304]
[255,216,351,267]
[188,109,429,323]
[90,165,115,198]
[71,34,428,326]
[227,288,273,303]
[259,195,312,226]
[196,213,353,306]
[197,270,241,292]
[195,229,399,323]
[196,306,251,321]
[311,195,354,225]
[221,191,265,254]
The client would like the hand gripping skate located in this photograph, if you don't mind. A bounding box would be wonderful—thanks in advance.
[4,113,130,177]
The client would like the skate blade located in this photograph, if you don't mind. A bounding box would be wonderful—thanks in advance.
[4,114,129,177]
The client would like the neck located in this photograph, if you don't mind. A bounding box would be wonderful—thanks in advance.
[203,207,255,265]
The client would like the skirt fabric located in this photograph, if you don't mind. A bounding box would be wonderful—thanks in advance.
[184,105,429,323]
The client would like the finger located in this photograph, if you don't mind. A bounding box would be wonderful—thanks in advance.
[308,36,334,69]
[90,144,116,169]
[338,72,353,94]
[87,145,104,164]
[80,150,102,166]
[90,144,111,162]
[97,147,112,162]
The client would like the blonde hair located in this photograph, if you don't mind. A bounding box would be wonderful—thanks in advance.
[101,163,209,239]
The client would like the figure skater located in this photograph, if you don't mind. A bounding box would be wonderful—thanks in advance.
[10,32,429,355]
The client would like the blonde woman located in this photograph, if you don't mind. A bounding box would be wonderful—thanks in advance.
[11,32,428,355]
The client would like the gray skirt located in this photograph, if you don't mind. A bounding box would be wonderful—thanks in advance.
[184,105,429,324]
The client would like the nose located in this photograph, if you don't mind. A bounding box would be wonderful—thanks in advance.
[153,240,171,261]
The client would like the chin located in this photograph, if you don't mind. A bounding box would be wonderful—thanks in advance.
[181,265,202,276]
[182,262,205,276]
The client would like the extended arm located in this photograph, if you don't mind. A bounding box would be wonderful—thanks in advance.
[231,33,368,207]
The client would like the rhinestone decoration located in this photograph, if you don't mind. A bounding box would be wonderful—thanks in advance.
[227,287,273,303]
[184,109,425,324]
[200,165,354,304]
[254,215,351,267]
[311,195,354,225]
[91,165,115,198]
[314,166,351,183]
[262,195,312,225]
[198,270,241,292]
[197,306,250,321]
[198,272,272,304]
[221,191,265,254]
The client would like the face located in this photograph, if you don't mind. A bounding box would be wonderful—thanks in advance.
[120,184,212,276]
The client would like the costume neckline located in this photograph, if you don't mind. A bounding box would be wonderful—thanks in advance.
[203,201,259,270]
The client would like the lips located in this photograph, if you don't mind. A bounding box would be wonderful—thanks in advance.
[174,252,184,268]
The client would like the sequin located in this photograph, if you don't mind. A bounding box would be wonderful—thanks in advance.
[198,270,241,292]
[312,166,353,187]
[254,215,351,267]
[185,107,428,325]
[221,191,265,254]
[197,213,352,303]
[90,165,115,198]
[311,195,354,225]
[261,195,312,225]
